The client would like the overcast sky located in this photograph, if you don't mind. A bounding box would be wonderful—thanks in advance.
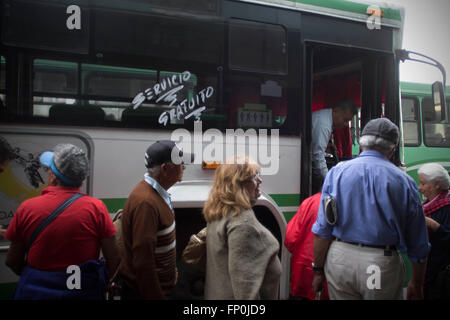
[370,0,450,85]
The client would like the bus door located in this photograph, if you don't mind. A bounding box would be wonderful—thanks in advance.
[305,42,398,193]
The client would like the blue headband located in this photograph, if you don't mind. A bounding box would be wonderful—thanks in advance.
[40,151,77,185]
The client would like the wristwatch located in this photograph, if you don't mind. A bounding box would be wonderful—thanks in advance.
[312,262,324,272]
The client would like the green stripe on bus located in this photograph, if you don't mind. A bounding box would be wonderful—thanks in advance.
[93,0,401,21]
[289,0,402,21]
[283,211,297,222]
[269,194,301,207]
[101,198,127,213]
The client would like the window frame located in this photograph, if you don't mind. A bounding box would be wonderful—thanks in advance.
[400,95,421,147]
[421,96,450,148]
[228,18,288,76]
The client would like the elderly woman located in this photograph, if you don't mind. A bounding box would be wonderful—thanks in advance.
[417,162,450,299]
[203,157,281,299]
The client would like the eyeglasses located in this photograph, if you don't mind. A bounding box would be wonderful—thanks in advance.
[251,173,261,182]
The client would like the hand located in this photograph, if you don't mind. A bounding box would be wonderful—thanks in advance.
[425,217,440,231]
[406,281,424,300]
[312,272,326,299]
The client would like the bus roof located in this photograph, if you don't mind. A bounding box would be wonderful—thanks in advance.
[85,0,403,28]
[241,0,403,25]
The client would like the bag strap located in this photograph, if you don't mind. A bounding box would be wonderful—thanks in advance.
[26,193,85,254]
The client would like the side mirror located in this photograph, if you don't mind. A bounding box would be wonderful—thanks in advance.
[432,81,446,122]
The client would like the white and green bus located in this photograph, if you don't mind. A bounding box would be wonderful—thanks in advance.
[400,81,450,186]
[0,0,446,299]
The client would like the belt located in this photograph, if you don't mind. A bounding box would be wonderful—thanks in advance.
[335,238,396,251]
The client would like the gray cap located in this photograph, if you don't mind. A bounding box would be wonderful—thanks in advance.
[40,144,89,185]
[361,118,399,144]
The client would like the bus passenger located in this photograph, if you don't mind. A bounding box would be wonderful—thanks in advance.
[118,140,190,299]
[203,156,281,300]
[0,136,15,239]
[284,176,329,300]
[312,118,430,300]
[311,98,357,193]
[417,162,450,299]
[5,143,119,299]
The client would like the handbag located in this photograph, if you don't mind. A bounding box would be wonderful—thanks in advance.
[182,227,207,271]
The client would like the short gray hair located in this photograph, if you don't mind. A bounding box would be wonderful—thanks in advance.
[418,163,450,191]
[53,143,89,186]
[359,135,396,154]
[147,165,161,178]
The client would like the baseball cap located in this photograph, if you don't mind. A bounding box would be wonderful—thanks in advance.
[145,140,194,168]
[39,144,89,185]
[361,118,399,144]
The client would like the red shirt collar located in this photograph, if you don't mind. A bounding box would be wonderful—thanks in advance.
[41,185,82,195]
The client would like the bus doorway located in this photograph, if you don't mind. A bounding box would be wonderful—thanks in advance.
[301,43,398,199]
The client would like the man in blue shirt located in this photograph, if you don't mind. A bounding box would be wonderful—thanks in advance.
[311,118,429,300]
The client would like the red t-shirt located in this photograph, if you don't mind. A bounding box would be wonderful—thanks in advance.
[284,192,329,300]
[6,186,116,271]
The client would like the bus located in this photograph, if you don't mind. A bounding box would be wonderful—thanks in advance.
[0,0,446,299]
[348,81,450,188]
[400,82,450,187]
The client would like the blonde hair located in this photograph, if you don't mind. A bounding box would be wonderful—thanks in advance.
[203,156,260,222]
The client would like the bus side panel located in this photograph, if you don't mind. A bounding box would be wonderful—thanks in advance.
[0,129,92,297]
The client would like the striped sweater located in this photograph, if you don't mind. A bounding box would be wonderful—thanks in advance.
[119,180,176,299]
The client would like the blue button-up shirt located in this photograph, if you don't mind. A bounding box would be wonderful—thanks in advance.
[311,150,430,263]
[144,173,174,211]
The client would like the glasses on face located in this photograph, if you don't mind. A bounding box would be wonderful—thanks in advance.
[250,172,261,183]
[42,166,50,172]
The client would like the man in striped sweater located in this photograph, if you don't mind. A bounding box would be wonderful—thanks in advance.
[118,140,192,299]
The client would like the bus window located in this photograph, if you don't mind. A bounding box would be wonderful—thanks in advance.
[422,97,450,147]
[229,19,287,75]
[33,59,78,118]
[83,64,157,99]
[227,75,287,129]
[401,97,420,146]
[83,63,158,122]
